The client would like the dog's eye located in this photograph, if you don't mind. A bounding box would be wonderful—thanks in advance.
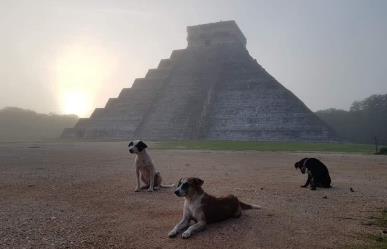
[128,142,133,147]
[181,182,188,189]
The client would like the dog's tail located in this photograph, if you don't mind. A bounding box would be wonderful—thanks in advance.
[160,184,175,188]
[239,201,261,210]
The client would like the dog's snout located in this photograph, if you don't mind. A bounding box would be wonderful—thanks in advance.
[129,148,134,153]
[174,190,179,196]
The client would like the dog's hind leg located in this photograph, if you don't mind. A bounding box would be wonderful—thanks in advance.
[152,172,162,190]
[322,176,332,188]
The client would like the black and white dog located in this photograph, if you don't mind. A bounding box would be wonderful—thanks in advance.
[295,158,332,190]
[128,140,173,192]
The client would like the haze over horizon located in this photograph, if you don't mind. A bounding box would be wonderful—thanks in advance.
[1,0,386,118]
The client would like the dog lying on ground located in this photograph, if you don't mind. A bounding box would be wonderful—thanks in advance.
[168,177,261,239]
[128,140,173,192]
[295,158,332,190]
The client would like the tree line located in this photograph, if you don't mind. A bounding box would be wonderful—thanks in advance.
[0,107,78,142]
[316,93,387,145]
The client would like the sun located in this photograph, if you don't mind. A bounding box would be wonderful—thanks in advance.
[55,42,114,117]
[62,90,91,117]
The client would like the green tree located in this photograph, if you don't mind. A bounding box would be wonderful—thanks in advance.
[316,94,387,144]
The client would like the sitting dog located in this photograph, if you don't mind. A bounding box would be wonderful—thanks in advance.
[295,158,332,190]
[128,140,172,192]
[168,177,261,239]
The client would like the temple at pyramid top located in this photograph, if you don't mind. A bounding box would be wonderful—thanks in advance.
[62,20,337,142]
[187,20,247,48]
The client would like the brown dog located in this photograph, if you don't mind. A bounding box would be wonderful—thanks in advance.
[168,177,261,239]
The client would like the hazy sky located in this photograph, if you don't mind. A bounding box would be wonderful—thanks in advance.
[1,0,386,117]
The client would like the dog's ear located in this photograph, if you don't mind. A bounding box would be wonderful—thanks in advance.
[192,177,204,187]
[137,141,148,152]
[177,178,183,186]
[295,158,308,169]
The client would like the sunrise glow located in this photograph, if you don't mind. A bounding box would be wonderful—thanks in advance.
[55,42,114,117]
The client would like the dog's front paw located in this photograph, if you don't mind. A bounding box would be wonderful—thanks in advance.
[300,185,307,188]
[134,187,140,192]
[181,231,191,239]
[147,188,154,192]
[168,230,178,238]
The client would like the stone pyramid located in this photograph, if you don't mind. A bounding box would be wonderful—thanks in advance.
[62,20,336,141]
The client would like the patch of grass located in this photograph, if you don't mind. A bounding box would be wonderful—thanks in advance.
[350,208,387,249]
[375,209,387,227]
[375,147,387,155]
[352,235,387,249]
[151,140,376,154]
[365,209,387,227]
[359,235,387,249]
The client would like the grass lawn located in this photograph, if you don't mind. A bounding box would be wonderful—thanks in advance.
[152,140,379,154]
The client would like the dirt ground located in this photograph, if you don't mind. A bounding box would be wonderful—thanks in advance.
[0,141,386,249]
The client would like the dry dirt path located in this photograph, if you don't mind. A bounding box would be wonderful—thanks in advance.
[0,142,386,249]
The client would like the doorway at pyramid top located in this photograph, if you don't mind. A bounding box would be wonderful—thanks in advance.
[186,20,247,48]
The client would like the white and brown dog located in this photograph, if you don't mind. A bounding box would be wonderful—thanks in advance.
[168,177,261,239]
[128,140,172,192]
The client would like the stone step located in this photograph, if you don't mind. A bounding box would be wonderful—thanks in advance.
[131,78,164,90]
[74,118,89,129]
[118,88,131,98]
[90,108,105,118]
[170,49,185,60]
[105,98,118,109]
[158,59,173,69]
[145,68,170,80]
